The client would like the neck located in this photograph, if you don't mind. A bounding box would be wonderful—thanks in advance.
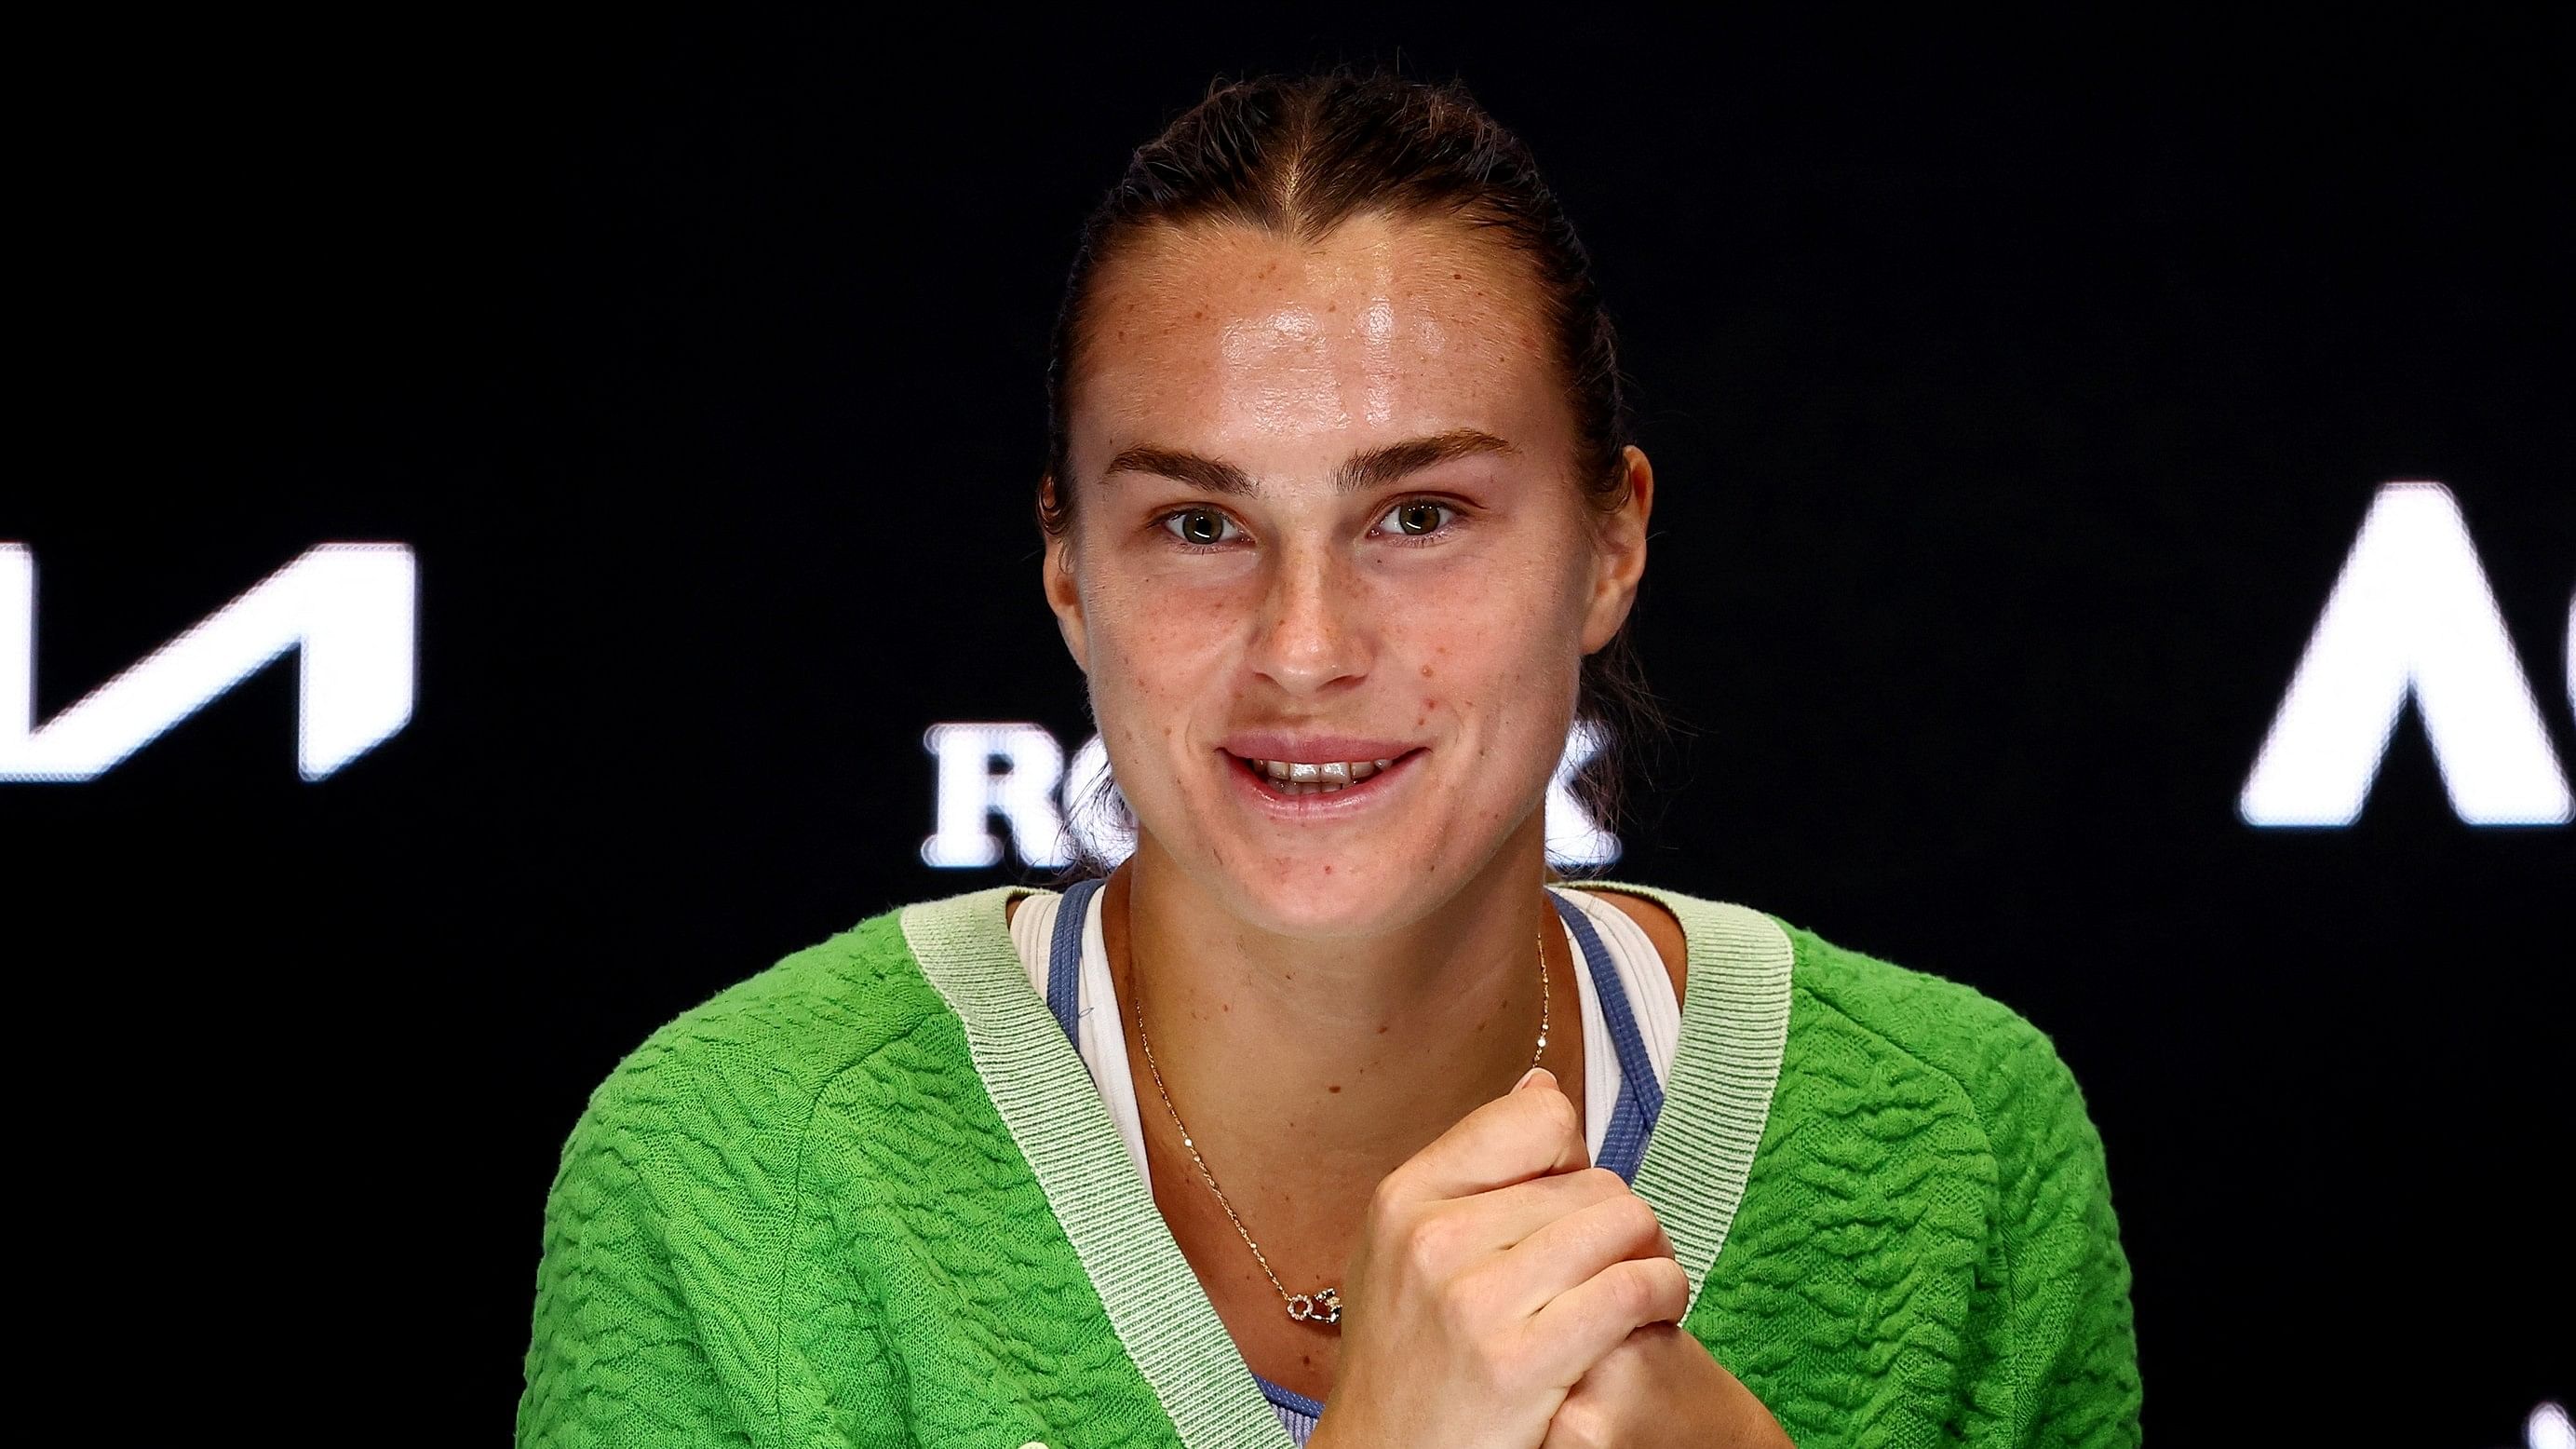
[1109,813,1573,1180]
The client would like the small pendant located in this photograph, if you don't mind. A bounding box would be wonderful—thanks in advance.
[1285,1286,1342,1325]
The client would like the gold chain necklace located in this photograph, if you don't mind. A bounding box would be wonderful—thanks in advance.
[1130,922,1550,1327]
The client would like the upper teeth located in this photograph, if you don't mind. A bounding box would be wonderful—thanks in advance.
[1248,757,1396,792]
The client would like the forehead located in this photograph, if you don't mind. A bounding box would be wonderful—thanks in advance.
[1070,213,1565,469]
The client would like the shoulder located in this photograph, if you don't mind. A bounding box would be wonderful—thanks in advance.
[1773,915,2098,1166]
[564,893,991,1165]
[1582,878,2095,1150]
[1770,921,2138,1438]
[1563,883,1692,1002]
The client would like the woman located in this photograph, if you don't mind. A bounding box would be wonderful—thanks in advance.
[519,71,2141,1448]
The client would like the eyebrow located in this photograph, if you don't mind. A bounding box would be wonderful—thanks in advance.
[1099,427,1516,496]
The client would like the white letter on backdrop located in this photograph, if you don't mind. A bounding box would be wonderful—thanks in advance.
[2238,483,2571,826]
[920,723,1072,868]
[0,542,417,782]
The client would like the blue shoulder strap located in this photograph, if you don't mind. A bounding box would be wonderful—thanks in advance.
[1045,876,1107,1046]
[1551,890,1666,1182]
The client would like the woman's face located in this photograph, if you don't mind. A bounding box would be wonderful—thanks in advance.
[1047,213,1650,939]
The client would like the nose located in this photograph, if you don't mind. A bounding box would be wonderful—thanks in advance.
[1247,537,1370,696]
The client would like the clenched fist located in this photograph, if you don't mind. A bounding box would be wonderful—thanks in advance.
[1309,1067,1692,1448]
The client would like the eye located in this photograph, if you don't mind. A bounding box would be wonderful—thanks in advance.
[1158,507,1241,548]
[1378,499,1456,538]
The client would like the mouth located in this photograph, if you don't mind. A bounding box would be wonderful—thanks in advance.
[1222,745,1426,806]
[1235,752,1402,796]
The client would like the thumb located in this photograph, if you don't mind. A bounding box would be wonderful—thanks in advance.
[1513,1065,1558,1094]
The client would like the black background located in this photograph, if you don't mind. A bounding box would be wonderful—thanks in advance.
[5,9,2569,1443]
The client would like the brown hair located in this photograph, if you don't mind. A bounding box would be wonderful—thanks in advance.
[1041,68,1666,854]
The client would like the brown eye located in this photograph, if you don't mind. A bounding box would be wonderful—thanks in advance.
[1162,508,1235,546]
[1386,500,1451,536]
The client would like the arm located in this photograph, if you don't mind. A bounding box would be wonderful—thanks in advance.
[518,1038,831,1448]
[1989,1030,2143,1449]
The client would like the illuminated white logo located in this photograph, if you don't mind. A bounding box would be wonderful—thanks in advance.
[922,722,1621,869]
[0,543,417,782]
[919,724,1074,868]
[2527,1402,2573,1449]
[2239,483,2572,827]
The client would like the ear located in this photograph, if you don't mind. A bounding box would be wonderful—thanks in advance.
[1039,476,1092,674]
[1579,445,1654,654]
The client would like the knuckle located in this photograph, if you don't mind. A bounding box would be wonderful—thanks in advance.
[1652,1258,1693,1318]
[1597,1258,1638,1315]
[1605,1192,1660,1243]
[1401,1208,1463,1271]
[1367,1171,1410,1219]
[1611,1260,1654,1318]
[1575,1166,1626,1200]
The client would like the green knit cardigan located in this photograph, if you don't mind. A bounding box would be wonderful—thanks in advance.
[518,884,2141,1447]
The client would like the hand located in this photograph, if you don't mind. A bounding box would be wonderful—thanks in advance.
[1542,1324,1797,1449]
[1312,1068,1692,1449]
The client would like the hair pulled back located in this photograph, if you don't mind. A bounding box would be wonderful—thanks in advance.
[1041,68,1664,855]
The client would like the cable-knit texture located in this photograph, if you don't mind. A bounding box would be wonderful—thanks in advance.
[1687,925,2142,1448]
[519,901,2140,1447]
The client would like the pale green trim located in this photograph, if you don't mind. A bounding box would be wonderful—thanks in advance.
[900,887,1292,1448]
[897,881,1793,1437]
[1571,882,1795,1313]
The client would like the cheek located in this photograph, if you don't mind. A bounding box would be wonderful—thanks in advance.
[1078,557,1250,741]
[1397,556,1589,747]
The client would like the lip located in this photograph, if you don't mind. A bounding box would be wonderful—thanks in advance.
[1220,732,1423,764]
[1220,740,1426,819]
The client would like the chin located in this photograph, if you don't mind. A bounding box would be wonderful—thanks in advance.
[1219,869,1433,941]
[1179,813,1498,942]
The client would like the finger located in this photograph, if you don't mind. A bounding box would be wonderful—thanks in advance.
[1381,1067,1589,1203]
[1538,1328,1671,1449]
[1498,1189,1676,1315]
[1520,1255,1693,1388]
[1439,1165,1636,1256]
